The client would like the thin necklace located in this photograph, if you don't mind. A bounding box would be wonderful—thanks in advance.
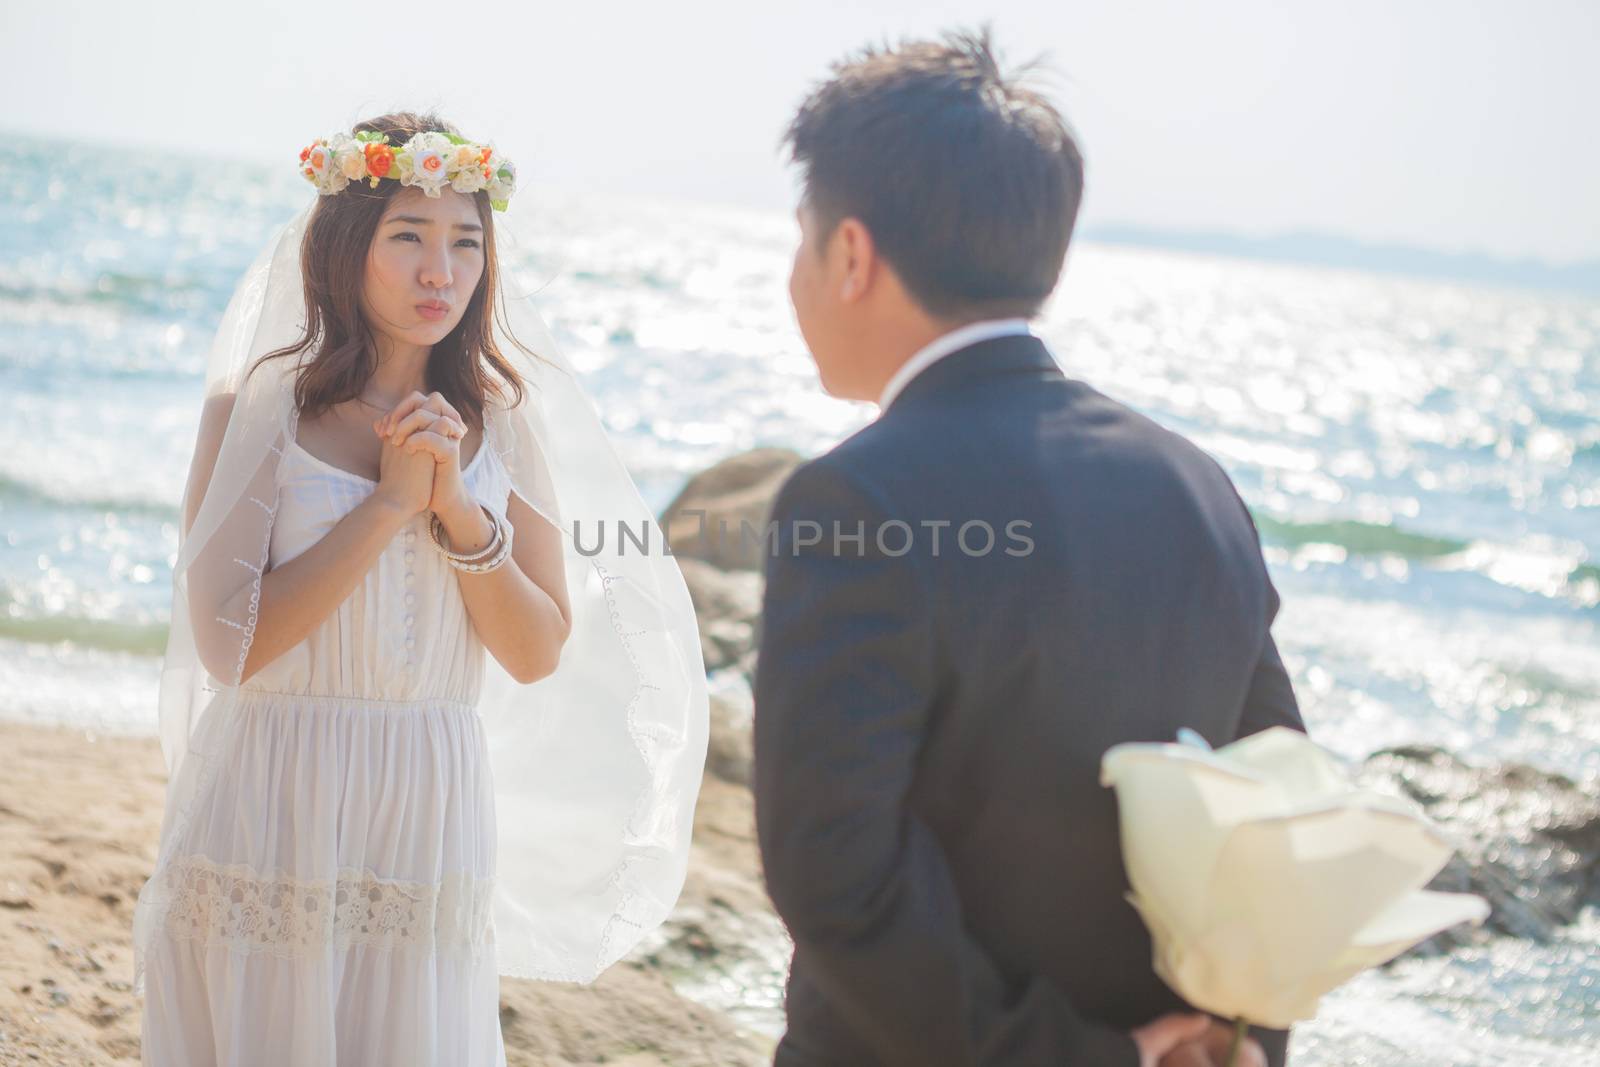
[353,390,406,411]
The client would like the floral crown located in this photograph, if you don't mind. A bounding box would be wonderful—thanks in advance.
[298,130,517,211]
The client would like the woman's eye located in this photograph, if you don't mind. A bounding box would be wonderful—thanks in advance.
[389,232,477,248]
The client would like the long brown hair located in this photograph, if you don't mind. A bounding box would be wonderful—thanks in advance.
[253,111,533,431]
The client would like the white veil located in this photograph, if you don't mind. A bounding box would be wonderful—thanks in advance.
[131,201,709,990]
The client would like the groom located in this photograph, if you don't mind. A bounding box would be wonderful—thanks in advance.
[752,28,1302,1067]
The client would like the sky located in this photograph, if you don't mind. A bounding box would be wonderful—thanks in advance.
[4,0,1597,265]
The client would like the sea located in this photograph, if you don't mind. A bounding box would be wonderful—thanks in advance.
[2,132,1596,1064]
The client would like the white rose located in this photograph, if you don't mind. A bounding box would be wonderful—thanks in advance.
[304,144,349,195]
[1099,726,1489,1028]
[336,143,367,182]
[398,131,454,197]
[451,166,488,194]
[407,149,449,196]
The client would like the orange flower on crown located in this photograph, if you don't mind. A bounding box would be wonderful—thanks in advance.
[364,141,395,179]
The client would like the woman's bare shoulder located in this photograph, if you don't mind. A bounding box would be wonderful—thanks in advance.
[183,392,240,532]
[199,391,238,429]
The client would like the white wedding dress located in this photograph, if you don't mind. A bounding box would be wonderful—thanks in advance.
[138,420,514,1067]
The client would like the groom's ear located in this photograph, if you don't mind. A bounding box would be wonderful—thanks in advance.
[833,217,877,304]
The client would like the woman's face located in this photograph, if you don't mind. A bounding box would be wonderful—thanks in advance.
[361,186,486,352]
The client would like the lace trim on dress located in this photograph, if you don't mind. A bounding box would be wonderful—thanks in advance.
[206,415,289,689]
[156,853,496,960]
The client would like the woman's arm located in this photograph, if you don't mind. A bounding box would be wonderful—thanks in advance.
[433,491,572,684]
[227,494,413,683]
[183,393,430,685]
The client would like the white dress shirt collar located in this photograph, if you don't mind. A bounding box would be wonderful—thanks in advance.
[877,318,1034,410]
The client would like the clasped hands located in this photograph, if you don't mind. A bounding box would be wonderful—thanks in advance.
[369,390,490,548]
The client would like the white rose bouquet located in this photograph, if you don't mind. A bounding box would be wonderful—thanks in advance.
[1100,727,1490,1066]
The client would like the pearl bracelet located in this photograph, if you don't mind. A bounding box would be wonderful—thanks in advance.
[430,502,500,561]
[454,519,514,573]
[429,504,515,573]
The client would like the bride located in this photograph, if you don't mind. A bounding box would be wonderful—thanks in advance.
[132,111,709,1066]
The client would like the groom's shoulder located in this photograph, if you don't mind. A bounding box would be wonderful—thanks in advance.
[772,438,875,512]
[768,419,909,523]
[1060,378,1237,477]
[772,379,1239,511]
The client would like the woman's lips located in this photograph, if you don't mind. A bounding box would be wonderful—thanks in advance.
[416,303,450,322]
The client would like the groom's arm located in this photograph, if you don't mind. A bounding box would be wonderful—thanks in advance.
[1231,483,1306,743]
[1239,630,1302,739]
[753,457,1139,1067]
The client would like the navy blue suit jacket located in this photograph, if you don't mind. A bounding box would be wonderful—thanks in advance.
[753,334,1302,1066]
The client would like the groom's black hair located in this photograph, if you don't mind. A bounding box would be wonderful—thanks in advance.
[784,25,1083,320]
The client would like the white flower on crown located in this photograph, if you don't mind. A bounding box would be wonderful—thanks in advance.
[450,148,490,194]
[333,134,368,182]
[319,149,351,195]
[450,169,488,194]
[486,155,516,208]
[399,131,454,198]
[305,142,331,177]
[302,140,350,195]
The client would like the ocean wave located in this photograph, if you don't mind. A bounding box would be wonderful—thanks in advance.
[1253,514,1468,558]
[0,271,218,318]
[0,471,178,520]
[1253,513,1597,606]
[0,612,168,657]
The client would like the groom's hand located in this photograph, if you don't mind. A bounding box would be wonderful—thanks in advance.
[1131,1013,1267,1067]
[1131,1014,1208,1067]
[1146,1017,1268,1067]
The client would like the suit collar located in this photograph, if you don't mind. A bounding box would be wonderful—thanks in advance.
[880,333,1063,414]
[877,318,1033,409]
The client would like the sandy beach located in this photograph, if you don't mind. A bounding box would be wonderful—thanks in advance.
[0,719,777,1066]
